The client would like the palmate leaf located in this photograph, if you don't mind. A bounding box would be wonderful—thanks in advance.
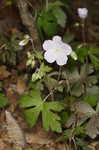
[19,90,64,132]
[71,101,96,117]
[66,101,96,128]
[86,116,99,139]
[19,90,43,127]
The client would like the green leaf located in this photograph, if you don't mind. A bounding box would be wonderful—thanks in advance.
[71,82,83,97]
[90,55,99,70]
[41,63,52,73]
[48,1,64,10]
[33,53,44,60]
[0,93,9,108]
[52,8,66,28]
[87,75,98,86]
[87,86,99,95]
[44,76,57,90]
[19,90,64,132]
[20,90,43,127]
[24,107,41,127]
[43,13,58,36]
[63,32,75,43]
[89,47,99,55]
[84,86,99,107]
[32,63,52,82]
[42,102,64,132]
[71,101,96,117]
[63,129,73,140]
[60,111,69,125]
[86,116,99,139]
[75,126,85,137]
[37,11,58,37]
[76,139,92,150]
[62,68,80,83]
[84,95,98,107]
[76,46,88,63]
[19,90,42,108]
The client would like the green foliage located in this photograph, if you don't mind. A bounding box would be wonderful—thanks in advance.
[76,139,92,150]
[90,55,99,70]
[15,0,99,143]
[19,90,64,132]
[52,7,66,28]
[0,93,9,108]
[84,95,98,107]
[32,63,52,82]
[63,32,75,43]
[76,45,88,63]
[37,11,58,38]
[37,1,67,39]
[0,33,24,65]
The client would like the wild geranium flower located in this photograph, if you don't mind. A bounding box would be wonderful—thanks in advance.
[77,8,88,19]
[43,36,72,66]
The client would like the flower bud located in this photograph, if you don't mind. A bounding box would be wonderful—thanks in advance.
[77,8,88,19]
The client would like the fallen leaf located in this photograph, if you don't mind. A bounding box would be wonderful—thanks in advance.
[5,111,26,150]
[16,76,27,95]
[0,139,5,150]
[0,65,11,80]
[26,133,53,145]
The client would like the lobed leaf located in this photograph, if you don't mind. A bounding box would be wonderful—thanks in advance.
[19,90,64,132]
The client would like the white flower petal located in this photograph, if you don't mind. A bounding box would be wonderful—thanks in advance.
[53,36,62,42]
[44,50,56,63]
[43,40,54,51]
[43,35,73,66]
[77,8,88,19]
[61,43,72,55]
[56,54,68,66]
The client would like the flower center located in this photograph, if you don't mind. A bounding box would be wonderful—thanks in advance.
[54,48,60,52]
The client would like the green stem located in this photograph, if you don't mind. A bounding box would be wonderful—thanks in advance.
[81,19,89,94]
[46,0,48,11]
[57,66,62,81]
[81,20,86,44]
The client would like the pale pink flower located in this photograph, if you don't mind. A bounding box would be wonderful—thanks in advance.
[43,36,72,66]
[77,8,88,19]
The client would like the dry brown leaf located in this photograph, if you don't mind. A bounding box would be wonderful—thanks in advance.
[5,111,26,150]
[0,65,11,80]
[26,133,53,145]
[56,143,66,150]
[0,139,5,150]
[16,76,27,95]
[89,141,99,150]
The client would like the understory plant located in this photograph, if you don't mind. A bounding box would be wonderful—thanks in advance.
[19,1,99,149]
